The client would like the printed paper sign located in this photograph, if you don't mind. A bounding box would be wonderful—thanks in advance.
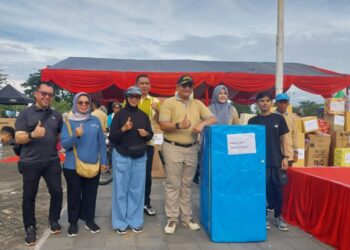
[153,134,164,145]
[345,153,350,164]
[330,101,345,112]
[304,119,318,132]
[227,133,256,155]
[334,115,345,126]
[297,149,305,160]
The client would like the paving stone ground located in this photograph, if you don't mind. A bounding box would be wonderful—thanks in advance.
[0,145,334,250]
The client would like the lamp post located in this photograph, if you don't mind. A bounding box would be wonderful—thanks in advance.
[275,0,284,95]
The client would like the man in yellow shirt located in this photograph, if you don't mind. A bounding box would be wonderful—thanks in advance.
[159,75,216,234]
[135,74,160,216]
[91,100,108,133]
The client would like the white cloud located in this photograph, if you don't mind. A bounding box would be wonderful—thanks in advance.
[0,0,349,104]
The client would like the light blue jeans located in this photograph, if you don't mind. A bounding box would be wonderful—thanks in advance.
[112,149,147,230]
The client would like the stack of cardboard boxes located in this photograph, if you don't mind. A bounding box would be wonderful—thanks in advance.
[241,97,350,167]
[325,98,350,167]
[296,116,331,167]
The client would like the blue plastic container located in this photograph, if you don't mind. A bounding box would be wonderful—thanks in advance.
[200,125,266,242]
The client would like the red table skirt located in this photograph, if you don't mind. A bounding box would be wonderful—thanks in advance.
[283,167,350,250]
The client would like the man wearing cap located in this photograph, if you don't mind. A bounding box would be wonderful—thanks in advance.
[274,93,298,167]
[159,75,216,234]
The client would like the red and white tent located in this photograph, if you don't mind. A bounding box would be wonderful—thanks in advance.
[41,57,350,104]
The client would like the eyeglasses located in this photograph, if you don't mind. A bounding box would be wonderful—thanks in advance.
[77,101,90,105]
[37,90,54,98]
[180,82,194,89]
[127,95,141,100]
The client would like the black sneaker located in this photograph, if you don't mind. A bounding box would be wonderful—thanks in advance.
[67,224,78,237]
[116,228,128,235]
[132,227,143,233]
[49,221,61,234]
[144,204,156,216]
[25,225,36,246]
[85,221,101,233]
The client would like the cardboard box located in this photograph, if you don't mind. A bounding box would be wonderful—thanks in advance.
[305,134,331,166]
[293,149,305,167]
[324,114,344,132]
[345,111,350,131]
[151,144,165,178]
[295,118,303,133]
[0,118,16,130]
[295,133,305,148]
[332,131,350,148]
[334,148,350,167]
[300,116,319,134]
[325,98,345,115]
[293,133,305,167]
[239,113,256,125]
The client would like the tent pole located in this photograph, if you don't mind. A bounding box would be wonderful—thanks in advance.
[275,0,284,95]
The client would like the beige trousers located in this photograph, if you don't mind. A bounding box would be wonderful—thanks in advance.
[162,141,199,223]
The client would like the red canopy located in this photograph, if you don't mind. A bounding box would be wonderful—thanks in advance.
[41,57,350,104]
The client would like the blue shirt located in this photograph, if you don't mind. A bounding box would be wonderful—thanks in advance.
[61,115,107,170]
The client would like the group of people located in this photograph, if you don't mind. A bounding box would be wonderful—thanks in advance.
[13,74,295,246]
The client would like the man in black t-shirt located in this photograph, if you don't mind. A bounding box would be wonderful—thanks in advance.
[248,91,290,231]
[15,82,63,246]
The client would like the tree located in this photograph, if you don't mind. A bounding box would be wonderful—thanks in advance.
[294,101,323,116]
[21,70,74,112]
[0,69,8,88]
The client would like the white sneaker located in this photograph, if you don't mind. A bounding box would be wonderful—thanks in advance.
[164,221,177,234]
[181,219,200,231]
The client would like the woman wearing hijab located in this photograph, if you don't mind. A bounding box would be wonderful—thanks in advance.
[61,93,107,237]
[209,85,239,124]
[109,86,153,235]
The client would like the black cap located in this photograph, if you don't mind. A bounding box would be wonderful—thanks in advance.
[177,75,193,85]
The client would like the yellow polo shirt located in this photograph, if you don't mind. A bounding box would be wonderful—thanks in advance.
[159,95,213,144]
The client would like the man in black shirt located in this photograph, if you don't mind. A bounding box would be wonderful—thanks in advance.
[248,91,290,231]
[15,82,63,246]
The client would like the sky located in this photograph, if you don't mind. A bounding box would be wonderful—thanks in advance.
[1,0,350,105]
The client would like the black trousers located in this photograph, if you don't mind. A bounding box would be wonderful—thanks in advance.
[21,159,62,229]
[63,168,100,224]
[144,145,154,206]
[266,166,285,218]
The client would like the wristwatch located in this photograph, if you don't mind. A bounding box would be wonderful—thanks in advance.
[28,132,33,140]
[175,122,181,129]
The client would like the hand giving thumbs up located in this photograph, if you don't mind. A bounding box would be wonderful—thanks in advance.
[121,117,133,132]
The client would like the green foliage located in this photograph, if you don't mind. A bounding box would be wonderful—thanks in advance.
[21,70,74,112]
[294,101,323,116]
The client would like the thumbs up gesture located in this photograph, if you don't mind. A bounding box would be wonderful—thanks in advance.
[180,115,191,129]
[32,120,46,138]
[137,128,149,137]
[121,117,133,132]
[75,123,84,137]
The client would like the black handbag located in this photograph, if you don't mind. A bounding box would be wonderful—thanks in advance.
[128,144,146,159]
[13,109,53,156]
